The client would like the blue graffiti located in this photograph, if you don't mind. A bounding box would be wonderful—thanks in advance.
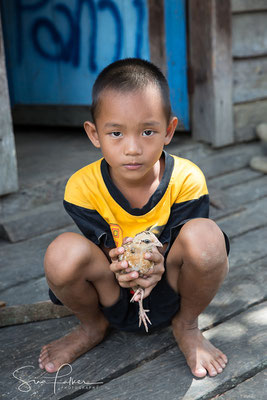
[15,0,145,72]
[32,4,75,62]
[74,0,98,71]
[98,0,122,62]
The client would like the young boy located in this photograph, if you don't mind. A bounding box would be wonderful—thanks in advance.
[39,58,230,378]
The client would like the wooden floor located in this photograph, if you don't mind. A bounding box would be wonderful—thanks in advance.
[0,132,267,399]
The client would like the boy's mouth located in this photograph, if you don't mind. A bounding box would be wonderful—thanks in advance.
[123,163,142,170]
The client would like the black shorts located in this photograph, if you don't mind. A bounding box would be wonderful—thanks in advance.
[48,271,180,333]
[48,224,230,333]
[100,271,180,332]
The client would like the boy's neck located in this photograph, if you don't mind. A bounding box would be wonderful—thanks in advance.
[109,156,165,209]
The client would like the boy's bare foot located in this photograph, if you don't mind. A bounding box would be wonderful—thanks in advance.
[172,316,228,378]
[39,321,108,373]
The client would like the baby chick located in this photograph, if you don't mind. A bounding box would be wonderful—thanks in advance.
[118,231,163,332]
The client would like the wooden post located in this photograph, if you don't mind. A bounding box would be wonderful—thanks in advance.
[0,7,18,195]
[148,0,166,75]
[188,0,234,147]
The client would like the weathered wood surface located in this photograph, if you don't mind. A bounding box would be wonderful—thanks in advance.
[0,225,79,310]
[223,175,267,205]
[211,369,267,399]
[148,0,166,75]
[0,318,176,400]
[232,0,267,13]
[234,99,267,141]
[1,294,266,400]
[0,201,73,242]
[233,57,267,103]
[232,12,267,57]
[0,9,18,196]
[0,301,73,327]
[229,225,267,267]
[218,197,267,238]
[76,303,267,400]
[200,257,267,329]
[188,0,234,147]
[196,142,262,178]
[209,167,263,189]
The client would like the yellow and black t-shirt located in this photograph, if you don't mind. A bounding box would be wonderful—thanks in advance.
[63,151,209,248]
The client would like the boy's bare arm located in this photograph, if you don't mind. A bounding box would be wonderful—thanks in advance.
[109,243,165,299]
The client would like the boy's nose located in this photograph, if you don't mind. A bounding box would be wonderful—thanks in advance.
[124,137,142,156]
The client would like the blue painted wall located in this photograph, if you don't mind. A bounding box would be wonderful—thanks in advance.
[165,0,189,129]
[1,0,189,128]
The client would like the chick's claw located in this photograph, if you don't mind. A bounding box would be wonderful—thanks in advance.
[130,287,152,332]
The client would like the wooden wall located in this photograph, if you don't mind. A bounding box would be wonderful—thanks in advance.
[232,0,267,141]
[0,8,18,196]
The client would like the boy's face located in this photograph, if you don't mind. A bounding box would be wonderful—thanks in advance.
[84,84,177,185]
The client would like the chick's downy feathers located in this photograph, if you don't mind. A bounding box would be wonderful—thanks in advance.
[118,231,162,275]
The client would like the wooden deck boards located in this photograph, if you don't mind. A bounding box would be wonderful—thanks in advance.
[0,139,267,399]
[211,370,267,400]
[77,302,267,400]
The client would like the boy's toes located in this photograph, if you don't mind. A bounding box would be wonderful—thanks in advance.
[217,356,226,369]
[211,360,223,374]
[44,362,57,373]
[208,366,218,377]
[192,365,207,378]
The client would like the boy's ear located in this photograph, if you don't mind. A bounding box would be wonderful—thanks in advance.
[84,121,101,148]
[164,117,178,145]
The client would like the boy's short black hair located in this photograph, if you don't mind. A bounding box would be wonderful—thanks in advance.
[91,58,172,124]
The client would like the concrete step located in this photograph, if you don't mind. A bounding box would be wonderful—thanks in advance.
[0,201,73,242]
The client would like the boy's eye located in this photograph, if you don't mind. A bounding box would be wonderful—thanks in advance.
[110,131,122,137]
[142,130,154,137]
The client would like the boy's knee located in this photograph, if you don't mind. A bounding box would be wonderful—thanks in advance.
[44,232,93,286]
[179,218,228,272]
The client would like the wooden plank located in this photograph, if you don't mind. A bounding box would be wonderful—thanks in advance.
[232,13,267,57]
[75,302,267,400]
[211,370,267,399]
[233,57,267,103]
[188,0,234,147]
[224,175,267,206]
[196,142,262,178]
[234,99,267,141]
[232,0,267,13]
[210,204,245,220]
[0,201,73,242]
[148,0,166,75]
[200,257,267,329]
[208,186,245,221]
[0,301,73,327]
[0,8,18,195]
[1,277,50,311]
[0,225,79,293]
[229,225,267,267]
[217,197,267,238]
[208,168,263,189]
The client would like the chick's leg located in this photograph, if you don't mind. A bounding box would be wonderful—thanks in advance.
[130,287,152,332]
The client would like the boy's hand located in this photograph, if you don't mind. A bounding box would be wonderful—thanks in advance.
[109,238,165,300]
